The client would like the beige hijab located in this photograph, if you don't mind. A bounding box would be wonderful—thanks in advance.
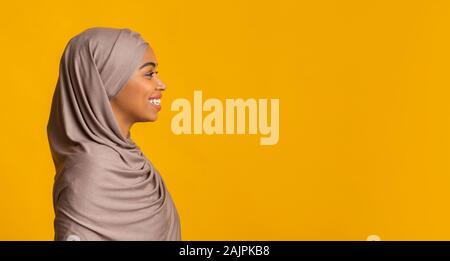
[47,27,181,241]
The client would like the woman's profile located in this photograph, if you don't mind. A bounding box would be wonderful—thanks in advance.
[47,27,181,241]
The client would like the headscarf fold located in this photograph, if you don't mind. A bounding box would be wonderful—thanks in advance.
[47,27,181,240]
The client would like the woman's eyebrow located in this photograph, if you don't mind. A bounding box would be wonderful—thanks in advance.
[139,62,158,70]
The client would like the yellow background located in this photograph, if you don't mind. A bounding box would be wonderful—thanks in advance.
[1,0,450,240]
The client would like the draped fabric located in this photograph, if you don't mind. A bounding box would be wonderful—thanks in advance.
[47,27,181,240]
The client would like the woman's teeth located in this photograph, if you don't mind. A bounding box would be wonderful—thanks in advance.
[149,98,161,106]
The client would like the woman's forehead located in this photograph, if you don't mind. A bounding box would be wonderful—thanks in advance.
[141,47,157,64]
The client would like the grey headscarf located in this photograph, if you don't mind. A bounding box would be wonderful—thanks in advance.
[47,27,181,240]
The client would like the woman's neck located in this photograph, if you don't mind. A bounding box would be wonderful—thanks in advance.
[110,104,132,139]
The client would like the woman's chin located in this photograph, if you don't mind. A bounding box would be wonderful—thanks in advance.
[143,112,158,122]
[145,104,160,122]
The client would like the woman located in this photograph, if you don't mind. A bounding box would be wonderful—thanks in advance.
[47,27,181,241]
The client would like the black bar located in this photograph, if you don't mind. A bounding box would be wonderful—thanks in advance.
[0,241,449,259]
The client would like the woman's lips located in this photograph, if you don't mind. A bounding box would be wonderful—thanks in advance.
[148,96,161,111]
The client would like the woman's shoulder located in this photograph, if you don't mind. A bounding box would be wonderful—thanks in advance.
[63,154,104,173]
[64,143,120,169]
[59,149,115,182]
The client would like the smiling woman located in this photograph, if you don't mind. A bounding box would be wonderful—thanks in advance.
[110,46,166,138]
[46,27,181,241]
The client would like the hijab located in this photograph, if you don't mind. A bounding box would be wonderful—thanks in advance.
[47,27,181,240]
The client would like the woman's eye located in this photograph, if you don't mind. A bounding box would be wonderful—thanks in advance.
[145,71,158,79]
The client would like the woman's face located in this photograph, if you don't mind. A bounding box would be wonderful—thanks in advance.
[110,46,166,123]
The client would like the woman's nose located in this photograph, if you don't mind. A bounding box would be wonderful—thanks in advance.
[154,75,166,90]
